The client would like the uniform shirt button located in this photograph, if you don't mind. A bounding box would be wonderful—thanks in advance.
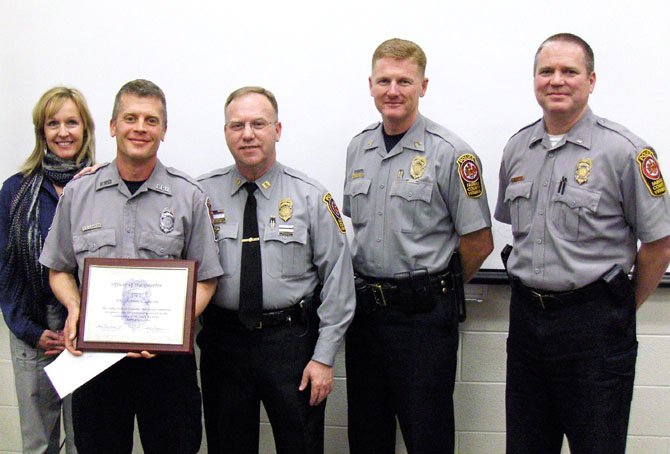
[376,238,381,243]
[548,153,554,158]
[570,201,576,207]
[126,228,131,233]
[377,211,383,216]
[536,239,542,244]
[91,243,97,248]
[534,268,541,274]
[538,210,544,215]
[159,247,165,254]
[408,192,413,197]
[442,288,448,294]
[543,181,548,187]
[380,184,385,189]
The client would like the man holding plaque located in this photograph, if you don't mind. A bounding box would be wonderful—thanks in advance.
[40,79,223,454]
[197,86,356,454]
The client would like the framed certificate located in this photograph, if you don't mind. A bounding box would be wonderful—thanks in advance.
[77,258,198,354]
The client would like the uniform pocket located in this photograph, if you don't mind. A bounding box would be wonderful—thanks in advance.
[73,228,117,256]
[345,178,372,227]
[389,180,433,233]
[263,228,309,278]
[550,185,600,241]
[504,182,533,237]
[138,231,185,258]
[217,223,239,276]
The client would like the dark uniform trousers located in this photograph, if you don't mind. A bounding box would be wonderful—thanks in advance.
[72,355,202,454]
[198,304,324,454]
[346,289,459,454]
[506,282,637,454]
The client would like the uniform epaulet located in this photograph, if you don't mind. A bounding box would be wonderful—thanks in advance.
[197,166,234,182]
[510,118,542,139]
[352,122,381,138]
[595,118,648,150]
[283,165,325,192]
[425,120,454,143]
[165,166,201,190]
[77,161,110,179]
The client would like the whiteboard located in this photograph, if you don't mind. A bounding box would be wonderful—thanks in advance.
[2,0,667,270]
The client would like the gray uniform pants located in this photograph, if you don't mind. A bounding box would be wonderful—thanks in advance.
[9,304,76,454]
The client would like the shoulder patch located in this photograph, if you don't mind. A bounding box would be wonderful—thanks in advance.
[637,148,666,197]
[322,192,346,233]
[456,153,484,198]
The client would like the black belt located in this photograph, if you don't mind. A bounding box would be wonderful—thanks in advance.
[356,271,451,309]
[204,297,313,330]
[512,278,608,310]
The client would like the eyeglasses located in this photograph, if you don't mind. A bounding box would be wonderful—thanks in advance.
[226,119,275,132]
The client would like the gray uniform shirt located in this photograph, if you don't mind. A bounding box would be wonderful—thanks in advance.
[495,109,670,291]
[198,162,355,366]
[343,114,492,278]
[40,160,223,284]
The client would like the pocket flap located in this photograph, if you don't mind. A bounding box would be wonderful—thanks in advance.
[390,180,433,203]
[551,185,600,212]
[138,231,184,256]
[217,223,239,240]
[504,181,533,203]
[73,228,116,253]
[263,227,307,245]
[345,178,371,197]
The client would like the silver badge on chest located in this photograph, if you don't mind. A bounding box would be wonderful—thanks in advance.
[159,208,175,233]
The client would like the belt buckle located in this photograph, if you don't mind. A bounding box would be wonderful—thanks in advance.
[253,320,263,329]
[530,290,561,310]
[370,283,388,307]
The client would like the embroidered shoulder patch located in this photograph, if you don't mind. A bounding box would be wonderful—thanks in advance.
[456,153,483,198]
[637,148,666,197]
[322,193,346,233]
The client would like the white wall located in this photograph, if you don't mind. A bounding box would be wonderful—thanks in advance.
[2,1,669,452]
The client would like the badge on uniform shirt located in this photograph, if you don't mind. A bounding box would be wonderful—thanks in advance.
[574,158,592,185]
[410,156,427,180]
[159,208,175,233]
[456,153,484,198]
[351,169,365,179]
[511,176,524,183]
[279,198,293,222]
[322,192,346,233]
[637,148,666,196]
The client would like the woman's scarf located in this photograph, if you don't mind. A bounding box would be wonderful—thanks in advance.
[2,151,91,326]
